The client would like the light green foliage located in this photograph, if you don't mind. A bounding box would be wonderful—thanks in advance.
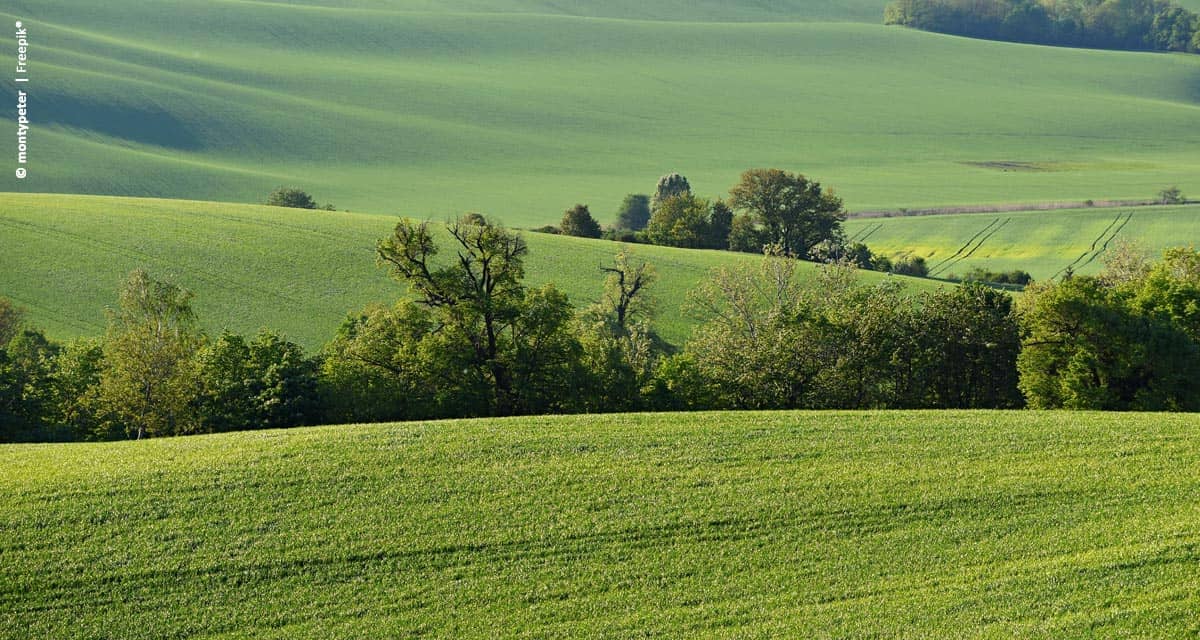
[4,410,1200,636]
[842,203,1200,280]
[13,2,1200,219]
[645,193,712,249]
[95,270,203,439]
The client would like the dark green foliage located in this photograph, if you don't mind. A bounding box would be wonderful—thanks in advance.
[194,331,319,432]
[706,199,733,251]
[957,267,1033,286]
[1158,185,1185,204]
[0,329,60,441]
[560,204,603,239]
[884,0,1200,53]
[265,187,318,209]
[615,194,652,231]
[1017,248,1200,410]
[0,297,23,347]
[903,284,1023,408]
[728,169,846,259]
[890,254,929,277]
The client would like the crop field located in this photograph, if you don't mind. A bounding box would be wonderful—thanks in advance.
[0,193,939,349]
[844,203,1200,280]
[3,1,1200,224]
[2,410,1199,637]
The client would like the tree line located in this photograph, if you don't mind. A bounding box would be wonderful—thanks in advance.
[884,0,1200,53]
[4,209,1200,441]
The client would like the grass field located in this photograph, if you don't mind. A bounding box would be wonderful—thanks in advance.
[3,1,1199,224]
[0,193,940,349]
[2,410,1199,637]
[843,203,1200,281]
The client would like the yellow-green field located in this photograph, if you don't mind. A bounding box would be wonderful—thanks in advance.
[844,203,1200,280]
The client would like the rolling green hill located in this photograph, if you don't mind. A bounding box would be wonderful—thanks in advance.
[844,203,1200,281]
[0,193,939,350]
[3,1,1199,225]
[3,410,1200,637]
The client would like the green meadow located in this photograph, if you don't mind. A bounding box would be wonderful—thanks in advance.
[844,203,1200,280]
[3,410,1199,638]
[4,1,1199,224]
[0,193,939,349]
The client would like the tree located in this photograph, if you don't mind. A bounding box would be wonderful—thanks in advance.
[727,213,766,253]
[0,328,59,440]
[576,249,661,412]
[0,297,24,347]
[615,194,652,231]
[1158,185,1185,204]
[1017,271,1200,411]
[706,199,733,250]
[194,330,318,432]
[728,168,845,259]
[560,204,602,238]
[652,173,691,212]
[376,215,583,416]
[266,187,318,209]
[96,270,203,439]
[645,193,711,248]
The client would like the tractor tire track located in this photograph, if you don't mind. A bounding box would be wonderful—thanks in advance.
[930,218,1010,277]
[928,218,1000,273]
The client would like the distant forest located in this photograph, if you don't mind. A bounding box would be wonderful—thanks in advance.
[885,0,1200,52]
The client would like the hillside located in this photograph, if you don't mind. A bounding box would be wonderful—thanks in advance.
[3,1,1199,224]
[0,193,940,350]
[3,410,1200,637]
[843,203,1200,281]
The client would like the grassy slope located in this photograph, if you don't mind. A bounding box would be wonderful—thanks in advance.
[2,1,1199,224]
[0,193,937,350]
[3,410,1200,637]
[844,203,1200,280]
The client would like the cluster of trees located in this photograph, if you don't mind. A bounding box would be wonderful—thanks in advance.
[266,187,336,211]
[8,213,1200,442]
[1018,246,1200,409]
[952,267,1034,286]
[542,169,850,261]
[0,272,319,442]
[885,0,1200,53]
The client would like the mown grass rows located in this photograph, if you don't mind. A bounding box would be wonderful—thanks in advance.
[2,411,1199,637]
